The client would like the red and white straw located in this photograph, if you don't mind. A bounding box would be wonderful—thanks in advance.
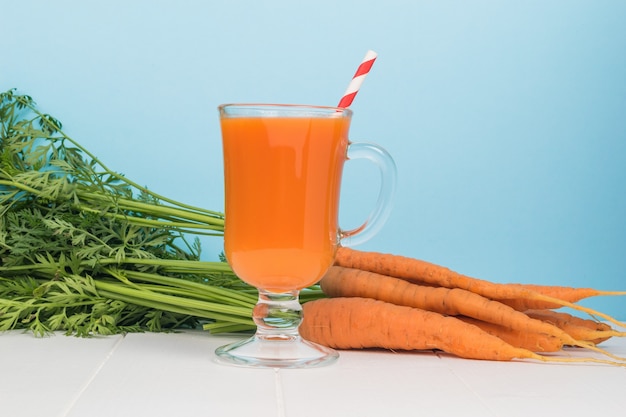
[337,50,378,108]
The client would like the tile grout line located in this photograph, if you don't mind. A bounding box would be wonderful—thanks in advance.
[274,369,287,417]
[57,335,126,417]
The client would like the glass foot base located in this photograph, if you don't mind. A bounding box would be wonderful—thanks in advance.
[215,335,339,369]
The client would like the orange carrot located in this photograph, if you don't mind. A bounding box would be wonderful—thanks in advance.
[455,316,563,353]
[320,266,622,360]
[498,298,567,311]
[300,297,624,366]
[495,283,626,310]
[525,309,625,345]
[334,247,626,328]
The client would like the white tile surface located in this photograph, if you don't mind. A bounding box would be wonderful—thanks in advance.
[66,332,279,417]
[0,331,124,417]
[281,350,496,417]
[1,329,624,417]
[445,357,622,415]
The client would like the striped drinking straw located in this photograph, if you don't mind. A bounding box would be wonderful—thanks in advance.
[337,50,378,108]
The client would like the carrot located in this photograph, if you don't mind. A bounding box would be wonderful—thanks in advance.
[525,309,625,345]
[495,283,626,310]
[300,297,624,366]
[320,266,624,360]
[455,316,563,353]
[334,247,626,328]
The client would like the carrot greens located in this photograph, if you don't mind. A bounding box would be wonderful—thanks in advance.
[0,88,278,336]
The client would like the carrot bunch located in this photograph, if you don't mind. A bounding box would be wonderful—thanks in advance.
[299,247,626,366]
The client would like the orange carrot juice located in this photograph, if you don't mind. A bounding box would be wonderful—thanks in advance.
[221,115,350,292]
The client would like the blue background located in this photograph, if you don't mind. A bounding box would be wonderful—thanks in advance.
[2,0,625,320]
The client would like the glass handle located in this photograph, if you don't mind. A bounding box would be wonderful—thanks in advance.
[339,141,397,247]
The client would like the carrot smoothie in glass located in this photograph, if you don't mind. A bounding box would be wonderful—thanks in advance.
[216,103,395,368]
[221,115,350,292]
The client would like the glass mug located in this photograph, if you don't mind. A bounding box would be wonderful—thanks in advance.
[215,104,396,368]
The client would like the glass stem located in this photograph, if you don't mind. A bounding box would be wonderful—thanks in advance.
[253,289,302,341]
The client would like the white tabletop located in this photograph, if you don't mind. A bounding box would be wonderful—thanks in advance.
[1,329,624,417]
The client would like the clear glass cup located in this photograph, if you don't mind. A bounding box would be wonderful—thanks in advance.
[215,104,396,368]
